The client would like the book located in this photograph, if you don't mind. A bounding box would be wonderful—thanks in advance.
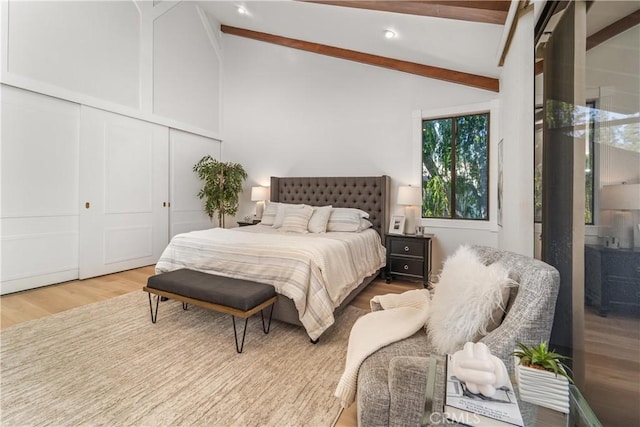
[444,354,524,427]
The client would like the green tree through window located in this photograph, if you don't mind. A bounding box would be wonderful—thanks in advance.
[422,113,489,219]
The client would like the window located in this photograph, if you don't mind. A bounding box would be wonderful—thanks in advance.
[422,113,489,220]
[533,101,596,224]
[584,100,595,225]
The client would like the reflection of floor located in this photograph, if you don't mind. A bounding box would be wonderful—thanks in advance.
[583,307,640,426]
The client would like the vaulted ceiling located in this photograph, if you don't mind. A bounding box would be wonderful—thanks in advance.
[199,0,510,92]
[198,1,639,92]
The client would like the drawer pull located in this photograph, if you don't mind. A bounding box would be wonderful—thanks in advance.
[404,246,410,252]
[403,264,409,270]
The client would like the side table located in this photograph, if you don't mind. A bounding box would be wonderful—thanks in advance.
[422,354,601,427]
[385,233,432,287]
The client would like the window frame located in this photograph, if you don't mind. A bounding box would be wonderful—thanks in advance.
[421,112,491,221]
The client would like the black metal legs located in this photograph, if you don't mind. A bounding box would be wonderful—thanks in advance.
[146,292,275,354]
[148,293,160,323]
[261,304,274,334]
[231,316,249,354]
[232,305,275,353]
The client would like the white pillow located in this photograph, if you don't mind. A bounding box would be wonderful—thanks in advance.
[261,202,279,226]
[273,203,305,228]
[279,205,314,233]
[326,208,369,232]
[427,245,514,355]
[308,205,333,233]
[357,218,373,232]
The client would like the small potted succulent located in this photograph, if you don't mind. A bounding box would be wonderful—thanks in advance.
[512,341,572,413]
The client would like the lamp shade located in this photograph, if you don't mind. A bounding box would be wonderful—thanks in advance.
[600,183,640,210]
[251,186,270,202]
[397,185,422,206]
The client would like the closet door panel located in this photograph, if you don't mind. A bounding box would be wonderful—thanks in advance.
[79,106,168,279]
[0,86,80,294]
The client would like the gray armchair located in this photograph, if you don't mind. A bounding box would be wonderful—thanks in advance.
[356,245,560,427]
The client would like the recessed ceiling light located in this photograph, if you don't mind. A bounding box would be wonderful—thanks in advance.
[384,29,396,39]
[237,6,248,15]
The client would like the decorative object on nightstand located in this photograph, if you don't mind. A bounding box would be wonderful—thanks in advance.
[600,182,640,249]
[388,215,405,235]
[385,233,432,287]
[237,219,260,227]
[397,185,422,235]
[251,186,270,220]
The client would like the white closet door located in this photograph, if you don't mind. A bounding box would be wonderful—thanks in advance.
[79,106,169,279]
[1,86,80,294]
[169,129,221,238]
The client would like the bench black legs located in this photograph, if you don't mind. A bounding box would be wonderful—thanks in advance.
[147,293,275,354]
[148,293,160,324]
[231,304,274,353]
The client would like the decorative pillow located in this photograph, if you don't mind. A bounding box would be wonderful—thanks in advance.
[279,205,314,233]
[308,205,333,233]
[326,208,369,232]
[427,245,514,355]
[357,218,373,232]
[261,202,279,226]
[273,203,305,228]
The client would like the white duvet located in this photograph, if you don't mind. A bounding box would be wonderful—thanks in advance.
[155,225,386,339]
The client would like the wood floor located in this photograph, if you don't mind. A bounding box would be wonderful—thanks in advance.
[1,268,638,426]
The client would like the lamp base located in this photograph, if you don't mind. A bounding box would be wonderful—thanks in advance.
[255,201,265,220]
[404,206,418,235]
[612,211,633,249]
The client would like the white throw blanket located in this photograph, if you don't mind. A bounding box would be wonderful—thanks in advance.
[334,289,431,407]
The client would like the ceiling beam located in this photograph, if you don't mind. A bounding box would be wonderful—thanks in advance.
[535,9,640,75]
[301,1,509,25]
[586,8,640,50]
[221,25,499,92]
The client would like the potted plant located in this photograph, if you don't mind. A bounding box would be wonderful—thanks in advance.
[512,341,572,413]
[193,155,247,227]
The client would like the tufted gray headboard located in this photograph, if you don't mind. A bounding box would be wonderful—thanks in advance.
[270,176,390,240]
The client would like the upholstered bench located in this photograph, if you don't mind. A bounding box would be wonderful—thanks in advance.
[143,269,277,353]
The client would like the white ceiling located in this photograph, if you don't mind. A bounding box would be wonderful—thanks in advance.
[198,1,639,81]
[198,1,506,79]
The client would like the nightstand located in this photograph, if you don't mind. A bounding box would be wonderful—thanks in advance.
[385,234,433,287]
[237,219,261,227]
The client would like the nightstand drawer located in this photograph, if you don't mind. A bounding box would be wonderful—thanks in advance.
[607,277,640,306]
[389,238,424,257]
[389,257,424,277]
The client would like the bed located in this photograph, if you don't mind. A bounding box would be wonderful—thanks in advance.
[155,175,390,340]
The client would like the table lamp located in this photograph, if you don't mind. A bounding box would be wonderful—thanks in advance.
[251,186,270,220]
[600,183,640,248]
[397,185,422,235]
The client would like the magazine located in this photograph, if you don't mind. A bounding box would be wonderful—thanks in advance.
[444,354,524,427]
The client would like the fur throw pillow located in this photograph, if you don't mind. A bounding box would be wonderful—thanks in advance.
[428,245,514,355]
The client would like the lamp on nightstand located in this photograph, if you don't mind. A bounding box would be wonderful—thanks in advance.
[397,185,422,235]
[600,183,640,248]
[251,186,270,220]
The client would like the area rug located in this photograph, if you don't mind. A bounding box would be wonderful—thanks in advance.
[0,291,366,426]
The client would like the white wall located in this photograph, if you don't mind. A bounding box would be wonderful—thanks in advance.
[221,34,499,271]
[1,0,222,138]
[498,9,535,256]
[153,2,222,133]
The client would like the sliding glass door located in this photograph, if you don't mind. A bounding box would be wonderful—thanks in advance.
[535,1,639,424]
